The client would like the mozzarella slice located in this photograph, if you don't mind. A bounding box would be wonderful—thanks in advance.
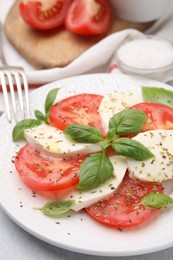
[24,124,102,158]
[99,91,142,132]
[63,155,127,211]
[127,130,173,182]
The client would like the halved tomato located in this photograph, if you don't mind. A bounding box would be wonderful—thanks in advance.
[131,102,173,132]
[86,172,163,228]
[65,0,112,35]
[19,0,72,30]
[15,144,88,191]
[49,93,105,134]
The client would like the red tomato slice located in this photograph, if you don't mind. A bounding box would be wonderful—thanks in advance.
[49,93,105,134]
[15,144,88,191]
[86,172,163,228]
[131,102,173,132]
[65,0,112,35]
[19,0,72,30]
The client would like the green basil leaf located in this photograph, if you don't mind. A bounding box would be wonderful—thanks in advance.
[106,128,117,140]
[112,138,154,161]
[64,124,103,143]
[44,111,50,124]
[101,139,111,151]
[12,119,42,141]
[141,192,173,208]
[34,110,45,121]
[142,86,173,107]
[77,153,113,190]
[109,109,147,135]
[35,200,75,217]
[45,88,59,114]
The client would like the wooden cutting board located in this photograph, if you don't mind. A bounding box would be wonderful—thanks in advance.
[4,0,153,69]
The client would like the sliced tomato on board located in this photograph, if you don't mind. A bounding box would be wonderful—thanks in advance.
[15,144,88,191]
[19,0,72,30]
[65,0,112,35]
[131,102,173,132]
[49,93,105,134]
[86,172,163,228]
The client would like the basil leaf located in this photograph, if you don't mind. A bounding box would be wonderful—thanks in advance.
[45,88,59,114]
[102,139,111,151]
[44,112,50,124]
[77,153,113,190]
[106,128,117,140]
[12,119,41,141]
[64,124,103,143]
[109,109,147,135]
[34,110,45,121]
[112,138,154,161]
[36,200,75,217]
[142,86,173,107]
[141,192,173,208]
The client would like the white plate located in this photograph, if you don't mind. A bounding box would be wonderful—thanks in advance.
[0,73,173,257]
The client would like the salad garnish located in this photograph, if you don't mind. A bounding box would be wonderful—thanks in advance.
[142,86,173,107]
[112,138,154,161]
[108,109,147,135]
[12,119,42,141]
[35,200,75,217]
[44,88,60,114]
[64,124,104,143]
[34,110,45,121]
[77,153,114,190]
[141,192,173,209]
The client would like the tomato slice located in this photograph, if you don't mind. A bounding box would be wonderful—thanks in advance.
[19,0,72,30]
[15,144,88,191]
[131,102,173,132]
[49,93,105,134]
[86,172,163,228]
[65,0,112,35]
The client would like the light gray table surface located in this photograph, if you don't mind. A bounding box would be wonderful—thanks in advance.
[0,113,173,260]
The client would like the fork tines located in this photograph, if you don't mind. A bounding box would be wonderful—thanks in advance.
[0,67,30,123]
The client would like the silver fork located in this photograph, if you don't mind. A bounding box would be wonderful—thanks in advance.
[0,21,30,123]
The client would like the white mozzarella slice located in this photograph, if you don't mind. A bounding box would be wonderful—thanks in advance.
[63,155,127,211]
[99,91,142,131]
[127,130,173,182]
[24,124,102,158]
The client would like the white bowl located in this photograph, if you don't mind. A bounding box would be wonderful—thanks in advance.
[116,35,173,81]
[110,0,170,22]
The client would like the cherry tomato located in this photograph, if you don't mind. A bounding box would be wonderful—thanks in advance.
[65,0,112,35]
[49,93,105,134]
[131,102,173,132]
[86,172,163,228]
[15,144,88,191]
[19,0,72,30]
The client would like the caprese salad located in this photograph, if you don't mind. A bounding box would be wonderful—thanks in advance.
[12,85,173,228]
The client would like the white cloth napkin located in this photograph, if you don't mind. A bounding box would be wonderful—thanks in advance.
[1,0,173,84]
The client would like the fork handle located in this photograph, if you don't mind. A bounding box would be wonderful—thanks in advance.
[0,20,7,66]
